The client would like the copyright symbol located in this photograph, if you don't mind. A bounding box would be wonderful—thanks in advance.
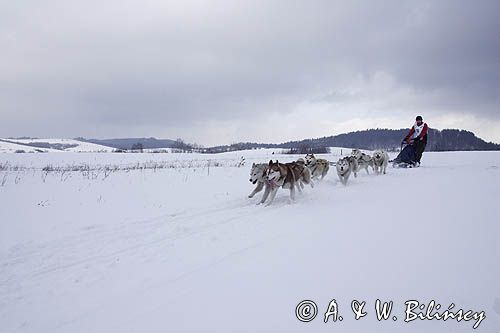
[295,300,318,322]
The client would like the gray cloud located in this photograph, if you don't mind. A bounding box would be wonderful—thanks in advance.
[1,0,499,144]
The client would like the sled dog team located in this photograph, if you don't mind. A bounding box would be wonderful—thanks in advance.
[336,149,389,185]
[249,149,390,206]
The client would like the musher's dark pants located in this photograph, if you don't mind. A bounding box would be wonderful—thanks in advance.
[415,140,427,163]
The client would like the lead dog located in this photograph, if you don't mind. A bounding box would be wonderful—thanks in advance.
[262,160,296,206]
[248,163,270,201]
[304,153,330,180]
[372,150,389,175]
[351,149,374,174]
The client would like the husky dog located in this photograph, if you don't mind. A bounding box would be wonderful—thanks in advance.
[346,155,358,178]
[351,149,361,158]
[304,153,330,180]
[261,160,296,206]
[290,158,314,190]
[372,150,389,175]
[351,149,374,174]
[248,163,270,199]
[336,157,356,185]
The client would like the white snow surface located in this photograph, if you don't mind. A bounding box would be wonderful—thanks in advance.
[0,140,61,153]
[0,149,499,332]
[1,138,114,152]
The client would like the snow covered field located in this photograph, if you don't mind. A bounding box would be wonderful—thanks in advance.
[0,138,114,153]
[1,149,499,332]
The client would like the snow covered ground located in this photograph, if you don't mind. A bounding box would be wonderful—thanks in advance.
[0,140,62,153]
[0,149,499,332]
[0,138,114,153]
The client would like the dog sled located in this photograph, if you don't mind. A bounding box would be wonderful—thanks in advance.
[390,141,417,168]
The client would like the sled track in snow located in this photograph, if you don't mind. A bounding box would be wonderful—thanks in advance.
[0,197,279,306]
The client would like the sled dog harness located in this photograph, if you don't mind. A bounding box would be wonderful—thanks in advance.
[267,178,280,189]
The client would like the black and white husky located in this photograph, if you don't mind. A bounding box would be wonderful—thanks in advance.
[292,158,314,190]
[304,153,330,180]
[262,160,297,206]
[336,156,357,185]
[351,149,374,174]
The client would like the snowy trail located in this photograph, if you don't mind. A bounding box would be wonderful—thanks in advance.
[1,151,500,332]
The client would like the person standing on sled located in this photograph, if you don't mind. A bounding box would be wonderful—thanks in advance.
[404,115,428,167]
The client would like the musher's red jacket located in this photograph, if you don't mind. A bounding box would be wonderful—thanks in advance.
[405,122,428,144]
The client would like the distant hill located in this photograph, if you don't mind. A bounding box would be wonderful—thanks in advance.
[0,138,113,152]
[203,128,500,153]
[281,128,500,151]
[75,137,177,150]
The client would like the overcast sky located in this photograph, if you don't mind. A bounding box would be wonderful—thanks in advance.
[1,0,499,145]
